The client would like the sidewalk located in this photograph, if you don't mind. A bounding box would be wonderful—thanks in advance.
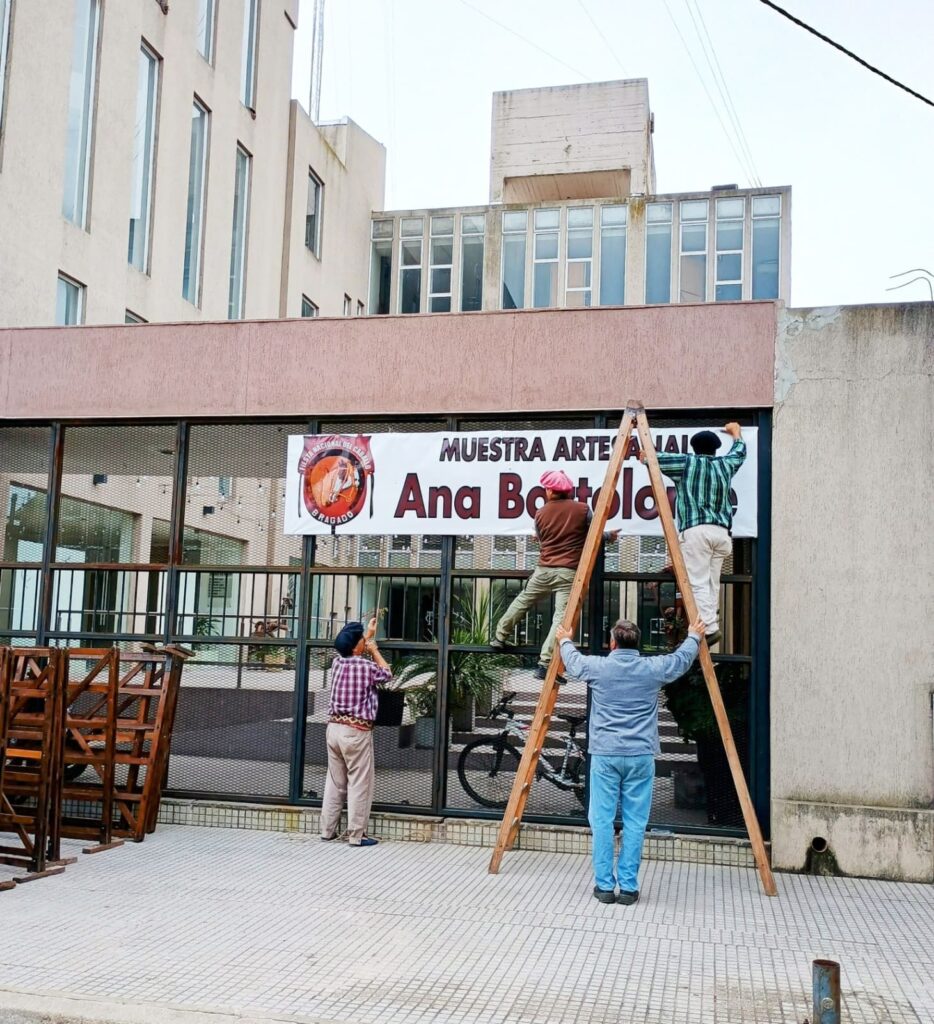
[0,825,931,1024]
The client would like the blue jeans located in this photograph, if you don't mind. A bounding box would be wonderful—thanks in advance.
[587,753,656,892]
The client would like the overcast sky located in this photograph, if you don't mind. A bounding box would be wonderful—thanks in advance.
[291,0,934,309]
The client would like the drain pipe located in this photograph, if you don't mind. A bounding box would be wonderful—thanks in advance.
[806,836,841,876]
[812,959,841,1024]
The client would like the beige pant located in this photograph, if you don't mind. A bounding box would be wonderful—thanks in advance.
[495,566,576,666]
[680,524,732,633]
[321,723,375,844]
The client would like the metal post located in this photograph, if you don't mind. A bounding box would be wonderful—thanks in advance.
[35,424,64,647]
[165,421,189,645]
[812,959,841,1024]
[289,419,319,804]
[750,410,772,831]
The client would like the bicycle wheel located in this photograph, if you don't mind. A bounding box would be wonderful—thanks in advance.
[569,757,588,811]
[457,738,522,809]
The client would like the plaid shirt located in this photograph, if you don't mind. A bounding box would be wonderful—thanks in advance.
[328,655,392,722]
[656,439,747,532]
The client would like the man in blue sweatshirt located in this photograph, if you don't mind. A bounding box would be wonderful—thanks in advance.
[555,614,703,905]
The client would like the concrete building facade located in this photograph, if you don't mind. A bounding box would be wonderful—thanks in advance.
[0,0,384,327]
[367,81,790,317]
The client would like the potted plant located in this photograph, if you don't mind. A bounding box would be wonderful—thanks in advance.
[661,610,750,826]
[405,683,437,749]
[397,589,519,737]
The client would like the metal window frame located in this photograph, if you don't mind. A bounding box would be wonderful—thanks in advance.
[714,197,744,301]
[227,143,252,319]
[428,215,454,313]
[0,409,771,838]
[532,208,560,309]
[565,206,594,308]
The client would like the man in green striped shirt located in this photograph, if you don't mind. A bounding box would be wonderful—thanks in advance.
[639,422,746,647]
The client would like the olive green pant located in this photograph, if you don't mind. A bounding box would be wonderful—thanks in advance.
[494,566,576,667]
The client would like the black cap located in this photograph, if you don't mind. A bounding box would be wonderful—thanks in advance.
[690,430,722,456]
[334,621,365,656]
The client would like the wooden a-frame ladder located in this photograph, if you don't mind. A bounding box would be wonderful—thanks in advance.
[487,402,777,897]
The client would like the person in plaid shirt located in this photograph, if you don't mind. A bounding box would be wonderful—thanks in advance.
[320,617,392,847]
[640,422,746,648]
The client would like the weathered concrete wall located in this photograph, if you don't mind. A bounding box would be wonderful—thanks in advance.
[489,80,655,203]
[0,302,776,420]
[771,303,934,881]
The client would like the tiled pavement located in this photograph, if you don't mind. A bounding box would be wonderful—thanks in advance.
[0,825,931,1024]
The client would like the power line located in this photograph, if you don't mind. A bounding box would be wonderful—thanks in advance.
[660,0,759,187]
[757,0,934,109]
[683,0,762,187]
[456,0,589,82]
[575,0,629,78]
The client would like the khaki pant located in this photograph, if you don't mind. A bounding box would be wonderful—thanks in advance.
[680,524,732,633]
[495,566,576,667]
[321,723,375,844]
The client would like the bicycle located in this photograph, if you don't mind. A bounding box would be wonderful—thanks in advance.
[456,690,588,810]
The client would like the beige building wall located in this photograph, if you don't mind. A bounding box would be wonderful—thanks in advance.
[770,303,934,882]
[0,0,377,329]
[489,79,656,203]
[279,105,386,318]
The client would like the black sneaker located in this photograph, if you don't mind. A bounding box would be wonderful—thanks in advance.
[490,638,512,651]
[617,889,639,905]
[704,630,722,648]
[593,887,616,904]
[320,834,338,842]
[534,664,548,680]
[350,836,379,847]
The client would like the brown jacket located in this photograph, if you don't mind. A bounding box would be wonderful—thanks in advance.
[535,498,589,569]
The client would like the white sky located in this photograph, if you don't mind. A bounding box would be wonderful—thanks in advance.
[291,0,934,308]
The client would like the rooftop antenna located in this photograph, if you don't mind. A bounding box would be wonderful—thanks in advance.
[309,0,325,124]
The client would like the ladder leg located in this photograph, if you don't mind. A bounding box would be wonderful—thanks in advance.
[634,410,777,897]
[488,409,639,874]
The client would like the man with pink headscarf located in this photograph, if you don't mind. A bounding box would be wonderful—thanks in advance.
[491,470,618,679]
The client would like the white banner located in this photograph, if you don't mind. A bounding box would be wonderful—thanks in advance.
[284,427,758,537]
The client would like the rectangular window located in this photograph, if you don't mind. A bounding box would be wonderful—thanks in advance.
[305,170,323,256]
[56,274,84,326]
[301,295,318,317]
[565,207,593,307]
[196,0,216,62]
[599,205,627,306]
[240,0,259,109]
[343,294,352,316]
[399,217,423,314]
[227,145,251,319]
[429,215,453,312]
[0,0,13,142]
[752,195,781,299]
[715,197,744,302]
[182,99,209,305]
[533,208,559,308]
[356,300,364,316]
[501,210,527,309]
[128,44,159,273]
[679,199,708,303]
[125,310,146,324]
[460,214,484,312]
[645,203,672,303]
[492,535,517,570]
[62,0,100,227]
[369,219,393,314]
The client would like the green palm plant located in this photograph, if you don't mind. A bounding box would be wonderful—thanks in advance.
[398,588,519,722]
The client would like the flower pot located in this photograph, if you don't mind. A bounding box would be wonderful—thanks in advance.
[414,715,435,749]
[375,688,405,727]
